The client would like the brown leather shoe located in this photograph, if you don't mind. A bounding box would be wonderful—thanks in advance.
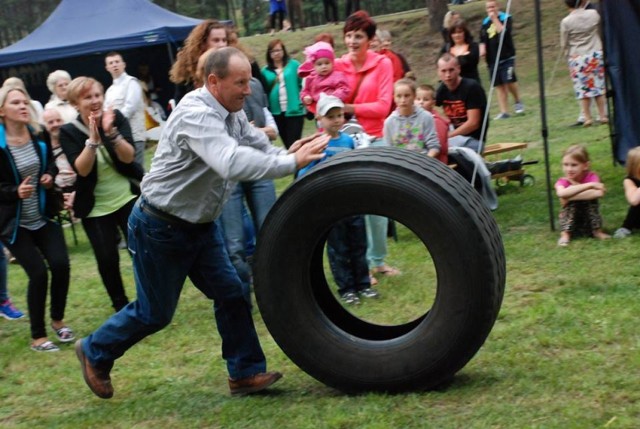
[228,371,283,396]
[75,339,114,399]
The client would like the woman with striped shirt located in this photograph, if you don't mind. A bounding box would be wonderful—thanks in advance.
[0,85,72,352]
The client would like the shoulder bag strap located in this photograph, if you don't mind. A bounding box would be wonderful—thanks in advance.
[348,73,366,104]
[71,119,90,136]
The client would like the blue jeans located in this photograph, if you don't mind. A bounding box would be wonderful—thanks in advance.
[219,181,276,300]
[366,138,390,269]
[82,200,267,379]
[327,216,370,295]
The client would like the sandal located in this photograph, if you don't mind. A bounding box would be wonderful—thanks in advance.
[371,265,401,276]
[31,340,60,352]
[369,274,379,286]
[52,325,76,343]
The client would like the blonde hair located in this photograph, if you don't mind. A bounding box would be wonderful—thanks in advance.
[0,85,41,132]
[625,147,640,179]
[394,78,416,95]
[443,11,461,29]
[562,144,590,164]
[66,77,103,106]
[46,70,72,93]
[2,76,27,90]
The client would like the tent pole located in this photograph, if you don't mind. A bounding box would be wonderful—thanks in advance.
[167,42,175,64]
[534,0,555,231]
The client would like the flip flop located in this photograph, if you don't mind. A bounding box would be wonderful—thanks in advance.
[31,341,60,352]
[52,325,76,343]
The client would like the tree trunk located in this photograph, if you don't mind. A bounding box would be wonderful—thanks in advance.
[427,0,449,35]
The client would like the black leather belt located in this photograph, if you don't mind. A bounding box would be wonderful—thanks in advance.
[138,197,211,229]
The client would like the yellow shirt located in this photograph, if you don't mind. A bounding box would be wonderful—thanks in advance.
[87,148,136,218]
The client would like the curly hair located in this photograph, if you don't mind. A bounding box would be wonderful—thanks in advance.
[46,70,72,94]
[169,20,228,85]
[343,10,376,40]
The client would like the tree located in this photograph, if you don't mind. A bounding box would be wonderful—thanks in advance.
[427,0,448,35]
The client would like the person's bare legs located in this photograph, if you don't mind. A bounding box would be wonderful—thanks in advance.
[581,98,593,126]
[496,85,509,115]
[595,95,608,122]
[507,82,521,105]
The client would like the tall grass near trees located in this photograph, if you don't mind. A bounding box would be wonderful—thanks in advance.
[1,2,638,427]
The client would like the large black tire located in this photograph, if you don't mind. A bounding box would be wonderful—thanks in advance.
[254,148,506,393]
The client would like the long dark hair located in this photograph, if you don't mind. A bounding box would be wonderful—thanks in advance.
[447,19,474,46]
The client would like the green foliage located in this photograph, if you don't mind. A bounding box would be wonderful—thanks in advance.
[0,0,432,47]
[1,1,639,427]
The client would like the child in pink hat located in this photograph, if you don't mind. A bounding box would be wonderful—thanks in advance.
[299,41,351,115]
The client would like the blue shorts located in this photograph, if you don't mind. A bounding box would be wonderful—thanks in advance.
[488,57,518,86]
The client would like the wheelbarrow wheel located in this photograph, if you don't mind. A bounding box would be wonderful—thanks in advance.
[520,174,535,187]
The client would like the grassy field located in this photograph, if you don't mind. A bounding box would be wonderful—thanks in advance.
[1,1,639,427]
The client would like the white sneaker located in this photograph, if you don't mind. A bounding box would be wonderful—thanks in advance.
[613,227,631,239]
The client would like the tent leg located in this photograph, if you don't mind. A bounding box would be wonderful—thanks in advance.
[534,0,555,231]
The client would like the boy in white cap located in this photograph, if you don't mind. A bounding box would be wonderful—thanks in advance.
[298,93,378,305]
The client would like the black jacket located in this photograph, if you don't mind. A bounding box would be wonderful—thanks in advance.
[0,125,57,244]
[59,110,144,218]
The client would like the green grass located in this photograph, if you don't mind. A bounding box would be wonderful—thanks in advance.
[1,2,639,427]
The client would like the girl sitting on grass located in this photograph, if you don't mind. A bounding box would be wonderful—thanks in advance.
[613,146,640,238]
[555,144,610,246]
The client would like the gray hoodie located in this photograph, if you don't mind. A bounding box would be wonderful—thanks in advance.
[383,106,440,154]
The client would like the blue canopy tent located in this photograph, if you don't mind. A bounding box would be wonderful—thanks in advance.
[0,0,207,107]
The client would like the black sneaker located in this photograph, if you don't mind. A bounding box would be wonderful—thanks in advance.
[340,292,360,305]
[358,288,379,299]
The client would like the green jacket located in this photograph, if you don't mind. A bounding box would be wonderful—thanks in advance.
[261,59,305,117]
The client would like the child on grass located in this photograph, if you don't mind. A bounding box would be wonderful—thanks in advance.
[383,78,442,161]
[613,146,640,238]
[555,144,610,246]
[298,41,351,116]
[298,94,378,305]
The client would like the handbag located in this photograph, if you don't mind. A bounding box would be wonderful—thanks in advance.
[45,186,65,217]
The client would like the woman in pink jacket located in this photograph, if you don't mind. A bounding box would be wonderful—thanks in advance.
[333,10,399,286]
[334,10,393,139]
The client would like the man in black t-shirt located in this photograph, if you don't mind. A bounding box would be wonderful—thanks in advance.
[435,53,488,153]
[479,0,523,119]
